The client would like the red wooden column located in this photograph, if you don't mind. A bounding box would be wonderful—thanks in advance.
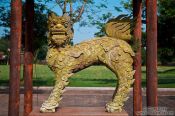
[24,0,34,116]
[146,0,158,114]
[133,0,142,116]
[8,0,22,116]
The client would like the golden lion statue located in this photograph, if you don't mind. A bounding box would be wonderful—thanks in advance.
[40,13,135,113]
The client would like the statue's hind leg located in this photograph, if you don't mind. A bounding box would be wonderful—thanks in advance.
[40,72,72,112]
[106,57,135,112]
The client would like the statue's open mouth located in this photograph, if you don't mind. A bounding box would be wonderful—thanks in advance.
[50,30,68,43]
[51,29,67,37]
[51,31,66,35]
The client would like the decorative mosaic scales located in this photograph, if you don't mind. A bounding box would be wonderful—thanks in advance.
[40,13,135,113]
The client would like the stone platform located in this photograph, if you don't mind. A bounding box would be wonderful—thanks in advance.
[29,107,128,116]
[1,87,175,116]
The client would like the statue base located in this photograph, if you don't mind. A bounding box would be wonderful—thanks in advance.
[29,107,128,116]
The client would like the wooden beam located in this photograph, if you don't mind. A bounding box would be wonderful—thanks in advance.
[8,0,22,116]
[24,0,34,116]
[133,0,142,116]
[146,0,158,115]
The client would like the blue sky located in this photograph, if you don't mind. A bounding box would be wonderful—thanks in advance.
[0,0,129,44]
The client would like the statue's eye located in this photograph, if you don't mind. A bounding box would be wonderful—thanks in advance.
[50,22,56,27]
[64,23,68,27]
[50,23,54,27]
[64,21,69,27]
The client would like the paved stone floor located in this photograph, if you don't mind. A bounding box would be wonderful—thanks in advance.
[0,87,175,116]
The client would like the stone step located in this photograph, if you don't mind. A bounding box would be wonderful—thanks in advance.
[29,107,128,116]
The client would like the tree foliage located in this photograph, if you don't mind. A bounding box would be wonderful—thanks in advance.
[0,0,95,59]
[0,2,49,54]
[158,0,175,64]
[0,37,9,54]
[121,0,175,64]
[88,0,175,64]
[32,3,49,51]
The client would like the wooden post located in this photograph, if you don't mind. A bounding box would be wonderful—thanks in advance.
[8,0,22,116]
[133,0,142,116]
[146,0,158,115]
[24,0,34,116]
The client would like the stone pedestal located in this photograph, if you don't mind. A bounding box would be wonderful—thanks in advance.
[29,107,128,116]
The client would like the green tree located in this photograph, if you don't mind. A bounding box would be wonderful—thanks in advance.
[0,0,96,60]
[158,0,175,65]
[0,36,9,54]
[32,3,49,51]
[0,2,49,60]
[95,0,175,65]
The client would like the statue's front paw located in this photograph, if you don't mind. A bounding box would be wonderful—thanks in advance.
[40,106,56,113]
[40,102,59,113]
[105,101,122,113]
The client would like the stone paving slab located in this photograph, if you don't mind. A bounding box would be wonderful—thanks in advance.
[30,107,128,116]
[0,87,175,116]
[1,87,175,95]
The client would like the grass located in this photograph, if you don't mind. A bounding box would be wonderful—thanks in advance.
[0,64,175,88]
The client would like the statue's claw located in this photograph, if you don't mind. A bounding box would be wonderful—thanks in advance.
[40,103,58,113]
[40,107,56,113]
[105,101,122,113]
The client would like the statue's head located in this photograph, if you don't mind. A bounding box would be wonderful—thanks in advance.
[48,12,73,47]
